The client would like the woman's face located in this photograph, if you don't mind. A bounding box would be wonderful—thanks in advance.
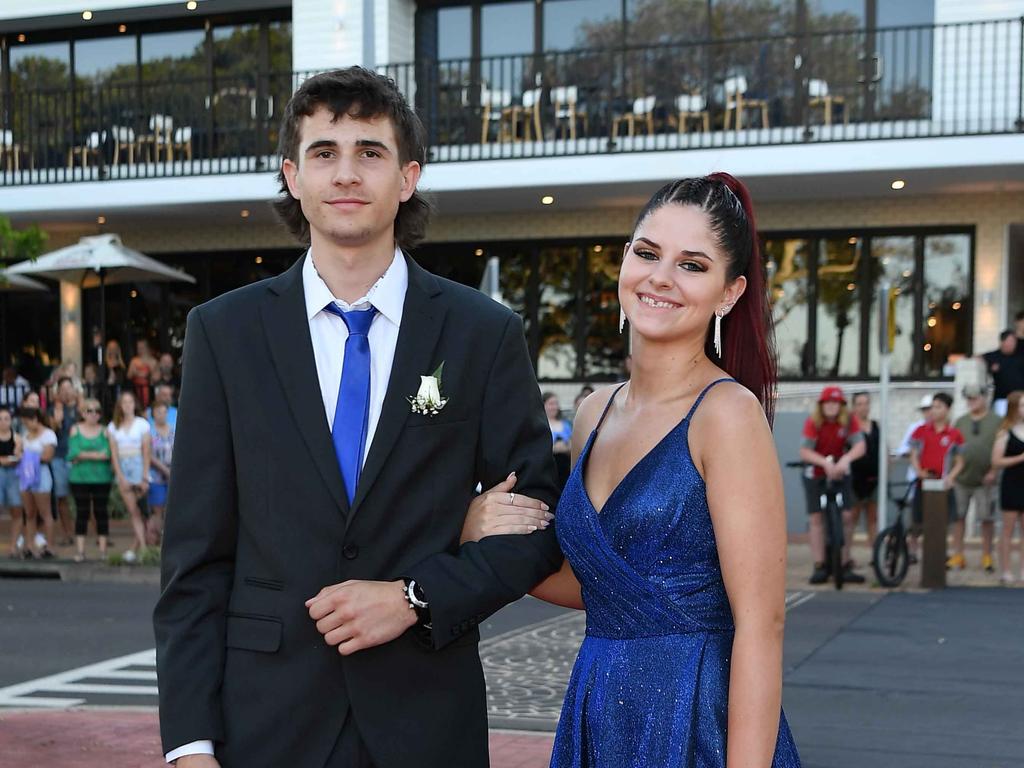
[821,401,841,420]
[119,394,136,418]
[23,414,39,431]
[153,405,168,426]
[619,204,745,345]
[544,396,560,420]
[84,404,101,423]
[0,410,10,430]
[23,392,40,409]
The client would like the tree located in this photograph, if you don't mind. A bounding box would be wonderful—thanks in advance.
[0,216,47,268]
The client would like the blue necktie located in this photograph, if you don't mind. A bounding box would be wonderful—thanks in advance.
[325,304,377,505]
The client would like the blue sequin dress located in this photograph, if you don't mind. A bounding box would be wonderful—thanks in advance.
[551,379,801,768]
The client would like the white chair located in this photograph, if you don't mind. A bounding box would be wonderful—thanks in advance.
[110,125,135,165]
[139,114,173,162]
[675,94,710,133]
[550,85,587,140]
[480,87,513,143]
[172,126,193,161]
[807,78,847,125]
[612,95,657,139]
[0,129,25,172]
[67,131,103,169]
[516,87,543,141]
[723,75,768,130]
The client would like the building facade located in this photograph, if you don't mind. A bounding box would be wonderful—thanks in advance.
[1,0,1022,417]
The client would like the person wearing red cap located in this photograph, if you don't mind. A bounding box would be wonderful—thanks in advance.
[799,385,867,584]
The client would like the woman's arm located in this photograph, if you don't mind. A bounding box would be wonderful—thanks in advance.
[991,431,1024,468]
[68,427,82,463]
[698,386,786,768]
[141,431,152,490]
[108,431,128,488]
[40,444,55,463]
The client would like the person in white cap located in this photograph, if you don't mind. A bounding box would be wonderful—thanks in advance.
[896,394,935,562]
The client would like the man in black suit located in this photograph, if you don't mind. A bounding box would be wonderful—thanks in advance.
[154,67,562,767]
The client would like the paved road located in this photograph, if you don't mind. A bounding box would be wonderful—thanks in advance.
[2,579,1022,766]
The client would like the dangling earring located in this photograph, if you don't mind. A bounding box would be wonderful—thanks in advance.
[619,307,626,334]
[713,308,727,357]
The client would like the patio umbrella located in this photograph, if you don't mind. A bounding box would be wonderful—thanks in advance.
[6,233,196,347]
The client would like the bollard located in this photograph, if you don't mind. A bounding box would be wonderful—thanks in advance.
[919,478,948,589]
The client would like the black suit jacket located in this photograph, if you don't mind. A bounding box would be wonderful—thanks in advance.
[153,254,562,767]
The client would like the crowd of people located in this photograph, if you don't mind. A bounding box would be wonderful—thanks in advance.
[798,361,1024,586]
[0,341,178,564]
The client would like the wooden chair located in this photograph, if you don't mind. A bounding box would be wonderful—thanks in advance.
[808,79,847,126]
[1,129,26,172]
[172,126,193,161]
[723,75,769,130]
[138,114,174,162]
[67,131,103,169]
[551,86,588,140]
[512,87,543,142]
[612,96,657,139]
[110,125,136,165]
[480,87,514,143]
[675,94,710,133]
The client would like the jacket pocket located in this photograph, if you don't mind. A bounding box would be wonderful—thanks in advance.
[225,613,283,653]
[243,576,284,591]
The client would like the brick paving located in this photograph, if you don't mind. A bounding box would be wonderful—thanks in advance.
[0,710,555,767]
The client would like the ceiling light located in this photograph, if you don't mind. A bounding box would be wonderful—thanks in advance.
[846,283,855,291]
[186,0,198,10]
[593,245,603,252]
[118,24,127,33]
[952,301,962,310]
[927,317,937,327]
[847,237,857,245]
[130,289,138,299]
[82,11,93,20]
[240,209,250,218]
[890,179,906,190]
[96,215,106,224]
[923,343,932,351]
[255,256,263,265]
[16,34,25,42]
[540,195,554,205]
[474,248,483,256]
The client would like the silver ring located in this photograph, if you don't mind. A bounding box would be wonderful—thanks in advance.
[509,492,516,506]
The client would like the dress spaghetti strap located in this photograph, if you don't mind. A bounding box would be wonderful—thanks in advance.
[685,378,736,422]
[594,382,628,434]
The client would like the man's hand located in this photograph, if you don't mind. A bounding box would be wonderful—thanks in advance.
[306,580,417,656]
[983,469,997,486]
[174,755,220,767]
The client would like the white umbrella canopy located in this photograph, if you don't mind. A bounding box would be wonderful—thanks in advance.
[0,271,49,292]
[6,233,196,287]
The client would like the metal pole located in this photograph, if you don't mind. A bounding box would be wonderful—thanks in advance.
[877,278,891,533]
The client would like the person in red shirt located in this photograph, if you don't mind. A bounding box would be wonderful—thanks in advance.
[800,385,867,584]
[909,392,964,561]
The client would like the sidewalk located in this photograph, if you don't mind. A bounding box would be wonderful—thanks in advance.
[0,710,555,768]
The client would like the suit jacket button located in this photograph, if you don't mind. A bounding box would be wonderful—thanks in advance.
[342,544,359,560]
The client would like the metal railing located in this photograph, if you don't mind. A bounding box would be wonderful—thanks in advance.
[1,18,1021,185]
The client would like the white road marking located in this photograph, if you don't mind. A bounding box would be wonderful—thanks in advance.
[0,648,156,709]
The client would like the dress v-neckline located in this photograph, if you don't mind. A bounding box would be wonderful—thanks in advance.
[580,417,687,516]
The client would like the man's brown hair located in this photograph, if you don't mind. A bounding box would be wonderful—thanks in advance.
[273,67,430,249]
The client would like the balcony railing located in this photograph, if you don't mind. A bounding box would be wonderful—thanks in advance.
[1,18,1021,186]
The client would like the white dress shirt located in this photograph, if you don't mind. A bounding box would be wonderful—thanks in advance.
[165,247,407,764]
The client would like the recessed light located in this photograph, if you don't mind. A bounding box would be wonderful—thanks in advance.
[927,317,937,327]
[118,24,127,33]
[847,237,857,245]
[255,256,263,265]
[16,34,25,42]
[846,283,855,291]
[890,179,906,190]
[130,289,138,299]
[186,0,198,10]
[593,245,603,252]
[96,215,106,224]
[240,209,250,218]
[541,195,554,205]
[952,301,962,310]
[82,11,93,20]
[923,343,932,351]
[473,248,483,256]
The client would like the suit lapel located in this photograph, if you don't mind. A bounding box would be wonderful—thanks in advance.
[348,255,446,524]
[260,257,350,517]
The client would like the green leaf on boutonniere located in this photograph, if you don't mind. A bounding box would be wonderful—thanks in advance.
[431,361,444,384]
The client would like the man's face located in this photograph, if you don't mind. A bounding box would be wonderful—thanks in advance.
[59,381,76,404]
[282,108,420,251]
[931,400,950,423]
[1001,334,1017,355]
[159,354,174,374]
[156,386,173,406]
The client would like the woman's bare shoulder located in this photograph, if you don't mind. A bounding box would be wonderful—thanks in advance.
[574,384,624,436]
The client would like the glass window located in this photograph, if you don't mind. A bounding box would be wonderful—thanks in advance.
[584,243,627,380]
[709,0,796,37]
[9,41,71,92]
[141,29,206,82]
[482,2,534,57]
[867,236,916,377]
[877,0,933,28]
[439,6,472,60]
[544,0,622,52]
[268,21,293,72]
[537,245,580,380]
[806,0,865,31]
[815,237,863,377]
[626,0,709,44]
[213,24,261,80]
[922,234,971,377]
[765,238,812,378]
[74,35,137,87]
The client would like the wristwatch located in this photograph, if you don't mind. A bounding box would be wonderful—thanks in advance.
[402,578,431,628]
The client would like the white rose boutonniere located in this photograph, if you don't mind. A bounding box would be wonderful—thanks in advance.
[409,362,448,416]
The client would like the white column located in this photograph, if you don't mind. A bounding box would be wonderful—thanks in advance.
[59,281,82,371]
[292,0,366,73]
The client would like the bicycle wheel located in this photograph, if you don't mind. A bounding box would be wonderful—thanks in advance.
[828,501,844,590]
[873,526,909,587]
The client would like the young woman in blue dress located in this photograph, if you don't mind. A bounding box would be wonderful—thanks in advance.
[462,174,800,767]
